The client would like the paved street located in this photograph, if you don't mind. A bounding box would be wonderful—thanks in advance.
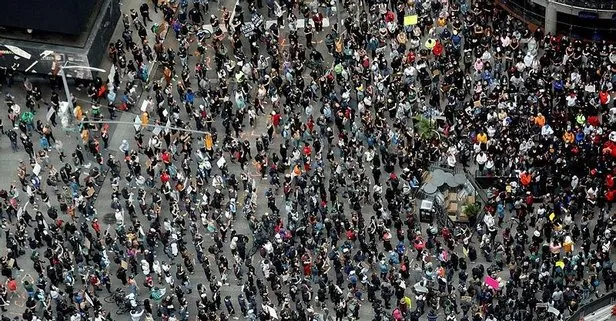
[4,0,616,321]
[1,7,480,321]
[0,0,394,318]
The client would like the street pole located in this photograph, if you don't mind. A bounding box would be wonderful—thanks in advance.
[60,64,107,111]
[61,68,73,112]
[79,119,213,135]
[59,64,107,128]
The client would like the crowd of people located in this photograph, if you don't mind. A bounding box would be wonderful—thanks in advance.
[2,0,616,320]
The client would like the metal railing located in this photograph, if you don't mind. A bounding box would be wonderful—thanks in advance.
[496,0,545,27]
[553,0,616,10]
[422,163,488,230]
[498,0,616,39]
[567,291,616,321]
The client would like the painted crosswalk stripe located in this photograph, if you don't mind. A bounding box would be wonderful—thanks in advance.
[265,18,330,29]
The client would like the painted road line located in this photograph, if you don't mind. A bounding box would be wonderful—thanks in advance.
[265,18,330,29]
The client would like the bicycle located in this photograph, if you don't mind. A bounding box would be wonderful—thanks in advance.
[116,294,143,315]
[306,59,326,76]
[188,24,212,42]
[104,288,125,304]
[116,303,143,315]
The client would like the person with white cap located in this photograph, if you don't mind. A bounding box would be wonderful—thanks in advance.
[119,139,130,156]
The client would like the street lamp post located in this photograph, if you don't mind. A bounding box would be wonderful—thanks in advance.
[60,64,107,110]
[59,64,106,128]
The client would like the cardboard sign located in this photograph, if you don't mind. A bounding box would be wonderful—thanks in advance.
[46,108,56,122]
[152,125,162,136]
[404,15,418,26]
[484,276,500,289]
[241,22,255,37]
[251,15,264,28]
[134,116,142,131]
[32,164,41,177]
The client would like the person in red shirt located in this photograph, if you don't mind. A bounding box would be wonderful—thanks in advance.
[599,90,610,106]
[312,11,324,32]
[161,149,171,167]
[303,143,312,157]
[161,171,170,184]
[92,218,101,238]
[432,41,443,56]
[607,174,615,189]
[384,10,395,23]
[271,111,281,127]
[306,116,314,132]
[406,51,416,64]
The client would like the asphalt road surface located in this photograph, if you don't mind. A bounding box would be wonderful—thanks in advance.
[0,1,612,321]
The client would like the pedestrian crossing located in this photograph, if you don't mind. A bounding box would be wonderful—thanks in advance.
[201,17,330,35]
[265,17,331,29]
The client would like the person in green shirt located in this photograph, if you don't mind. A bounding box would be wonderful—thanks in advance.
[22,273,35,298]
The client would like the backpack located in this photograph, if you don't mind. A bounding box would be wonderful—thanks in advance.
[47,207,58,220]
[39,137,49,149]
[121,187,130,199]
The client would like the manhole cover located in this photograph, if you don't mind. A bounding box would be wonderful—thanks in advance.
[102,212,117,225]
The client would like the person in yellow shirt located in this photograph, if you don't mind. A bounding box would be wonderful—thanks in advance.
[73,105,83,121]
[81,128,90,145]
[563,131,574,144]
[292,164,301,178]
[437,16,447,27]
[563,235,574,253]
[576,112,586,125]
[534,113,545,127]
[204,133,213,154]
[141,111,149,129]
[476,131,488,144]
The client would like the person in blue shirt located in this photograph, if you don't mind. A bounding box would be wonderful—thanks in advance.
[496,202,505,227]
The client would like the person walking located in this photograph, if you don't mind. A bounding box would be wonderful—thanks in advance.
[140,3,153,26]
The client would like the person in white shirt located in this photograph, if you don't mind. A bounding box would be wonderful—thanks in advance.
[486,125,496,138]
[130,308,145,321]
[541,124,554,136]
[476,151,488,173]
[141,260,151,276]
[485,157,495,173]
[500,35,511,47]
[566,92,577,107]
[114,208,125,227]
